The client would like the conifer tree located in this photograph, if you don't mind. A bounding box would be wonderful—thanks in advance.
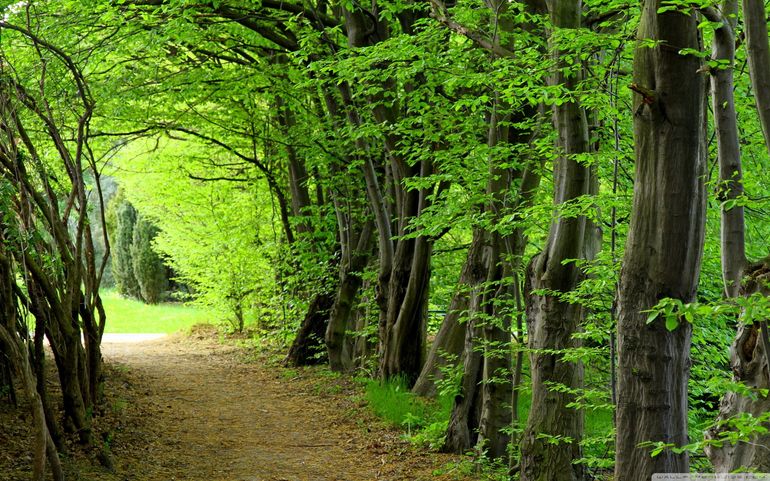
[131,215,167,304]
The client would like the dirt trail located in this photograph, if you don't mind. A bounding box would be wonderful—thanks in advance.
[101,335,459,481]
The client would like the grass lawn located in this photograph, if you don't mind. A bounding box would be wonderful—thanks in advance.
[101,289,216,334]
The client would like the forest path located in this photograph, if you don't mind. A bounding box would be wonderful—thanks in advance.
[100,333,455,481]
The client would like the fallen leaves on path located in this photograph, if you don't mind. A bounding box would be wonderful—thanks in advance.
[1,333,475,481]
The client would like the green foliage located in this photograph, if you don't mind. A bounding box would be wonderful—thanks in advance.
[112,199,141,299]
[114,144,281,334]
[131,215,168,304]
[10,0,770,476]
[364,376,453,450]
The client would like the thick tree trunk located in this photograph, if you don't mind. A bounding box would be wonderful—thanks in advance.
[443,244,488,453]
[413,230,485,397]
[520,254,586,481]
[326,221,374,372]
[519,1,592,478]
[380,234,432,385]
[285,289,336,366]
[706,262,770,472]
[614,6,706,479]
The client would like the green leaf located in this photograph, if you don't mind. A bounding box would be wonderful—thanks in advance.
[665,316,679,331]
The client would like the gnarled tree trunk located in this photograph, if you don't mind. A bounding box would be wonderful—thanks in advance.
[326,219,374,372]
[413,230,485,397]
[704,0,770,470]
[614,5,706,479]
[706,262,770,472]
[519,1,592,478]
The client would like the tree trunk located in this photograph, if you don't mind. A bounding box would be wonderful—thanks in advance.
[477,233,512,459]
[0,249,63,481]
[614,5,706,479]
[0,350,14,406]
[742,0,770,151]
[276,95,313,238]
[704,1,770,471]
[413,230,485,397]
[519,1,592,478]
[380,233,432,385]
[81,294,105,409]
[705,1,745,297]
[706,262,770,472]
[50,330,92,445]
[32,308,63,450]
[285,289,336,366]
[443,242,488,453]
[352,282,377,368]
[520,256,585,480]
[0,329,55,481]
[326,220,374,372]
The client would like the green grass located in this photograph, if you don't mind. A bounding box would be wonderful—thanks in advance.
[101,289,216,334]
[364,378,616,459]
[364,376,453,430]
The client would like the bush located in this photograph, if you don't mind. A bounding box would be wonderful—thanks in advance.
[131,215,167,304]
[112,200,141,299]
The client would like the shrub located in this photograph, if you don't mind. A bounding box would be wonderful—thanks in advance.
[112,200,141,299]
[131,215,167,304]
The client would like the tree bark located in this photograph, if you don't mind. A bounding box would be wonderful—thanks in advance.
[32,305,63,450]
[380,233,432,385]
[413,230,485,397]
[519,1,592,478]
[443,244,488,453]
[0,246,63,481]
[477,233,512,459]
[706,262,770,472]
[742,0,770,151]
[704,1,770,471]
[339,5,436,386]
[326,220,374,372]
[285,288,336,366]
[614,5,706,479]
[705,2,745,298]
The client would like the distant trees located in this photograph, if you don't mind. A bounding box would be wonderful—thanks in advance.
[109,195,169,304]
[113,198,141,298]
[132,216,168,304]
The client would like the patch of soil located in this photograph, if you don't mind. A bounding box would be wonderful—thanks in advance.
[1,333,474,481]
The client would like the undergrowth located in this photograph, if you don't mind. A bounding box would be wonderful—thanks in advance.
[363,376,453,450]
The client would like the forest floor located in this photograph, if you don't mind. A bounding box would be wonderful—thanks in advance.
[0,327,474,481]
